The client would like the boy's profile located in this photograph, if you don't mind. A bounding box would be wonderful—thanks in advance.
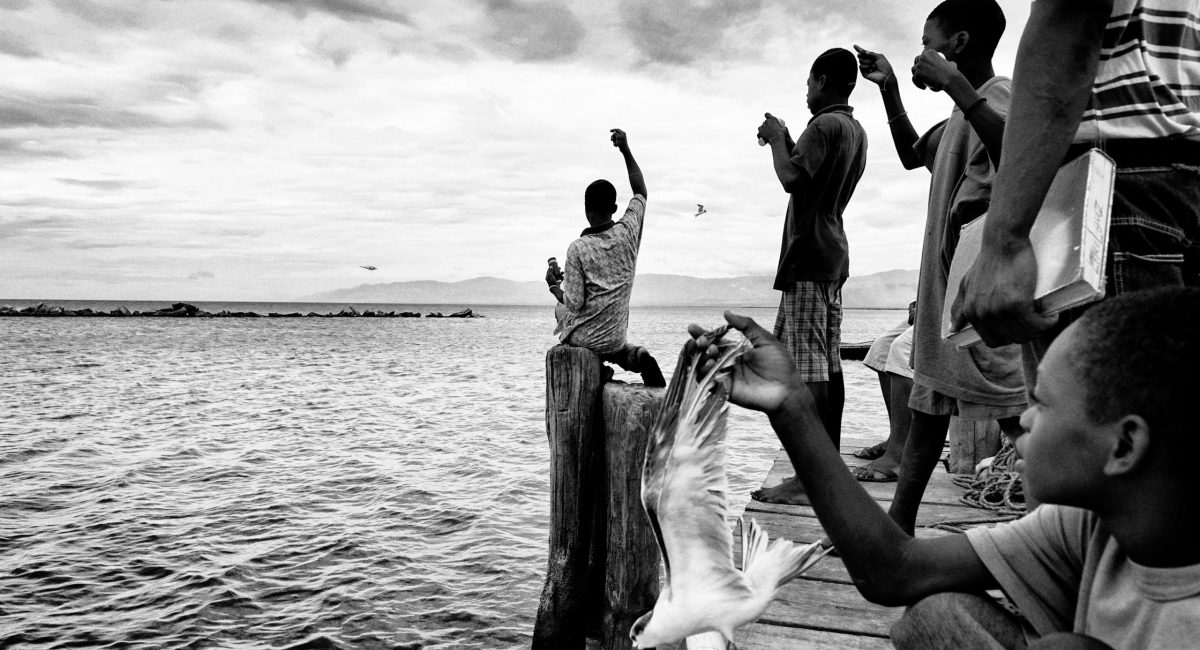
[690,286,1199,649]
[549,129,665,387]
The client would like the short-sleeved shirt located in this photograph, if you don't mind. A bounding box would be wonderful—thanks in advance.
[1072,0,1200,144]
[558,195,645,356]
[773,105,868,289]
[909,77,1027,408]
[966,505,1200,648]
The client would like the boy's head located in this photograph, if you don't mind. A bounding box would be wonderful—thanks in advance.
[1018,287,1198,506]
[806,48,857,113]
[584,179,617,224]
[924,0,1004,63]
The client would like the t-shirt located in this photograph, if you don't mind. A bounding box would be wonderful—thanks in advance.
[909,76,1027,407]
[1073,0,1200,143]
[773,104,868,289]
[558,195,645,355]
[966,505,1200,648]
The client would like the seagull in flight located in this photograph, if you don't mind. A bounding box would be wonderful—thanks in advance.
[630,327,830,650]
[360,265,378,271]
[694,204,707,218]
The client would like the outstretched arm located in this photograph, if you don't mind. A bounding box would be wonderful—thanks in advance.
[690,313,997,605]
[954,0,1111,345]
[855,46,924,170]
[610,129,646,198]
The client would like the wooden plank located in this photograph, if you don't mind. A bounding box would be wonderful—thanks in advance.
[756,455,973,507]
[757,580,901,637]
[744,497,1010,528]
[737,622,893,649]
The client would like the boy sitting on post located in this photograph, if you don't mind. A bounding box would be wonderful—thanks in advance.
[549,129,665,387]
[689,286,1199,649]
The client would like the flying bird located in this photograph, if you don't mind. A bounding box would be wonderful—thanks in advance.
[360,265,377,271]
[694,204,706,218]
[630,327,830,650]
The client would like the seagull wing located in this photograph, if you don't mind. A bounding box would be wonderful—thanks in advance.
[642,333,752,596]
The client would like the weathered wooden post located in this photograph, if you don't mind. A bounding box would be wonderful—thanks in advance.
[600,383,662,650]
[534,345,664,650]
[947,417,1003,474]
[534,345,604,650]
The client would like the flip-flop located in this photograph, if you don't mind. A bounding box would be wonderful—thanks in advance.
[852,465,898,482]
[852,441,888,460]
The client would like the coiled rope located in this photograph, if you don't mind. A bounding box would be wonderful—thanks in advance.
[925,437,1027,533]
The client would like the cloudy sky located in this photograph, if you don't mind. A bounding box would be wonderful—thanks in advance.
[0,0,1032,301]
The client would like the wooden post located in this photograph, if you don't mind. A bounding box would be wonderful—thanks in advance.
[534,345,604,650]
[947,417,1003,474]
[600,383,662,650]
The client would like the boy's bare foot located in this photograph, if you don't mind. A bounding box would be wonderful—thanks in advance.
[750,475,809,504]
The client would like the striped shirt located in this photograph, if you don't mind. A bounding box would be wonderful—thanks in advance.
[1075,0,1200,142]
[558,195,645,355]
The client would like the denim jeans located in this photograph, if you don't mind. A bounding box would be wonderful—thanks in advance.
[1106,163,1200,293]
[1024,162,1200,372]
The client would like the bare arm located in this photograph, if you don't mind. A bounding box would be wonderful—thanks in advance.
[855,46,924,170]
[610,129,646,198]
[913,49,1007,168]
[758,113,809,193]
[955,0,1112,345]
[693,314,997,605]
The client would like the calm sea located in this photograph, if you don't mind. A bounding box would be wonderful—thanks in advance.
[0,302,902,649]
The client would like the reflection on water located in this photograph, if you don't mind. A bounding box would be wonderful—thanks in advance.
[0,305,899,648]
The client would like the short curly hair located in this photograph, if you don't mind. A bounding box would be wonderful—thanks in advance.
[1066,287,1198,459]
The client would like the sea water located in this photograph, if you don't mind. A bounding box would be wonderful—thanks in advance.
[0,303,901,649]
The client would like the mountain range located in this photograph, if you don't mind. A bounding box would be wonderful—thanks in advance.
[299,269,919,308]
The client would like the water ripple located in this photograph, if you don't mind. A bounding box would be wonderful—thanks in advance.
[0,306,897,648]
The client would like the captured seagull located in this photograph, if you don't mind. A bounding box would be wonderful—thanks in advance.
[694,204,706,218]
[360,265,378,271]
[630,326,831,650]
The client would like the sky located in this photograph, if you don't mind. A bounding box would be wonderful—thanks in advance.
[0,0,1032,301]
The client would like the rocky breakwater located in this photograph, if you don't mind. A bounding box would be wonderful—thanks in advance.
[0,303,485,319]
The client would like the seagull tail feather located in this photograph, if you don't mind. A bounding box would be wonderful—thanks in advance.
[741,517,831,592]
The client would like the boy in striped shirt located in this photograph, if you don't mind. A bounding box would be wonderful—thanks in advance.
[957,0,1200,351]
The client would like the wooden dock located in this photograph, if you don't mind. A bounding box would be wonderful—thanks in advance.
[731,433,1011,649]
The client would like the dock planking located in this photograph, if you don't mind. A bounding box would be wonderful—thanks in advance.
[731,433,1010,649]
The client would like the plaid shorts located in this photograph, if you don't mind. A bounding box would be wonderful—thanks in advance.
[774,280,842,383]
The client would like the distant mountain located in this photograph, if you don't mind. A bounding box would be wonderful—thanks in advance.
[297,269,918,308]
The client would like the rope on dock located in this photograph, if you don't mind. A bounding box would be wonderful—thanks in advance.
[950,436,1027,517]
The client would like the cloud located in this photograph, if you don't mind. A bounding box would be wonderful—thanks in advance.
[188,270,216,280]
[0,32,39,58]
[0,94,223,130]
[56,178,135,191]
[484,0,586,61]
[249,0,411,25]
[619,0,764,65]
[50,0,145,28]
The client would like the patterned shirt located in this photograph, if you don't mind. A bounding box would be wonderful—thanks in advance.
[558,195,646,355]
[1074,0,1200,142]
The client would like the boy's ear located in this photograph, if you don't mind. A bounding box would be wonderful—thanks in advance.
[815,73,828,92]
[950,30,970,57]
[1103,415,1152,477]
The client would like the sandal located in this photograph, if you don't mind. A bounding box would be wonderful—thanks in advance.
[852,441,888,460]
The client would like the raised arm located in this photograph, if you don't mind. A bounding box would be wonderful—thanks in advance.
[855,46,924,170]
[610,129,646,198]
[691,314,997,605]
[955,0,1111,345]
[911,49,1006,168]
